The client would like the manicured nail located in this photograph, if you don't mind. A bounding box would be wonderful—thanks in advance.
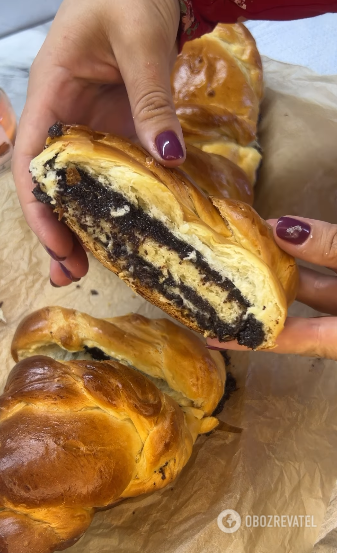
[155,131,184,161]
[50,279,60,288]
[45,246,66,261]
[276,217,311,245]
[205,344,225,351]
[59,263,81,282]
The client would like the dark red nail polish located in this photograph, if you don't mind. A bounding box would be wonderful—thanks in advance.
[59,263,72,280]
[276,217,311,245]
[205,345,225,351]
[45,246,66,261]
[59,263,80,282]
[155,131,184,161]
[50,279,60,288]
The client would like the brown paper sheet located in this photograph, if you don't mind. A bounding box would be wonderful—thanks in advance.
[1,57,337,553]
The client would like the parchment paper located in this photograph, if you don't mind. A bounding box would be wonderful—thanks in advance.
[1,57,337,553]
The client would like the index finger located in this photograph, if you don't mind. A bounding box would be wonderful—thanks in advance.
[12,86,77,257]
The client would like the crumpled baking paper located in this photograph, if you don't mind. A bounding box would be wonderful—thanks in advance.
[0,57,337,553]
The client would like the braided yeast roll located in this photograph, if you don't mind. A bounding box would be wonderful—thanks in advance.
[11,306,226,419]
[1,308,226,553]
[172,23,263,186]
[31,124,298,350]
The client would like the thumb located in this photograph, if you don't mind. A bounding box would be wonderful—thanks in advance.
[115,38,185,166]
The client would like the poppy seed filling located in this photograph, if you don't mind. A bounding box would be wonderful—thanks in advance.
[32,166,265,348]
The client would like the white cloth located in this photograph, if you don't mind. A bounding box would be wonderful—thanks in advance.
[246,15,337,76]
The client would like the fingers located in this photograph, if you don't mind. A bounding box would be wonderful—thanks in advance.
[112,1,185,167]
[207,317,337,360]
[12,70,89,285]
[296,266,337,316]
[49,236,89,286]
[270,216,337,271]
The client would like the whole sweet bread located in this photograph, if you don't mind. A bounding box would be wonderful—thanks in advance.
[31,124,298,350]
[1,308,226,553]
[172,23,263,185]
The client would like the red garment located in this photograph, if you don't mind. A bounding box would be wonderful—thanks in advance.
[179,0,337,49]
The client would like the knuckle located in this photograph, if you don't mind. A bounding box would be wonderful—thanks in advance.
[312,319,334,360]
[312,320,324,357]
[321,226,337,269]
[133,88,176,124]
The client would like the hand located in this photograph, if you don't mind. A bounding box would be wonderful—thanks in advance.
[207,216,337,360]
[12,0,183,286]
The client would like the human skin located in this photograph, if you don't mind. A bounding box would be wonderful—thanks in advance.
[12,0,182,287]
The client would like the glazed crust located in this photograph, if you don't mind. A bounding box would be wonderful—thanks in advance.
[181,144,254,205]
[0,353,207,553]
[30,124,298,348]
[11,306,226,416]
[171,23,263,145]
[171,23,263,185]
[2,307,226,553]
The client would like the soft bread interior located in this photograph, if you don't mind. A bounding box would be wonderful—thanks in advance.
[30,134,287,349]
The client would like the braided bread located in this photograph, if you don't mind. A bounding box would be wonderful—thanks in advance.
[172,23,263,186]
[31,124,298,350]
[11,306,226,418]
[1,308,226,553]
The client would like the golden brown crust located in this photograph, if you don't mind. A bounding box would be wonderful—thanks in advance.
[0,510,69,553]
[211,24,264,101]
[184,136,262,187]
[171,23,263,145]
[0,355,199,552]
[11,306,226,416]
[180,144,254,205]
[171,24,263,186]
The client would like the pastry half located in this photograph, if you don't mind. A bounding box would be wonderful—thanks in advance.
[30,124,298,350]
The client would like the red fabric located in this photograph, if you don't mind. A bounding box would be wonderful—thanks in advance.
[179,0,337,49]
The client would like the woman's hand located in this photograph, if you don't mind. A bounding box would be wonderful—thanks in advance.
[207,216,337,360]
[12,0,183,287]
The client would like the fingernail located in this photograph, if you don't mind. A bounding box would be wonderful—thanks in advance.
[205,344,225,351]
[276,217,311,245]
[50,279,60,288]
[45,246,66,261]
[155,131,184,161]
[59,263,81,282]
